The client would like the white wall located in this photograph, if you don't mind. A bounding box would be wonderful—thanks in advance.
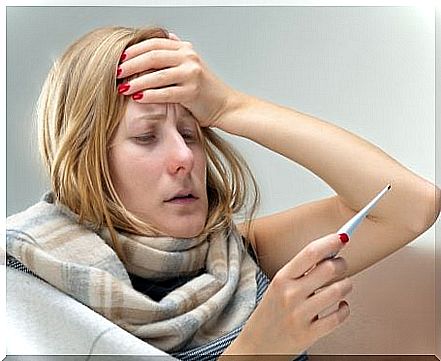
[6,6,437,355]
[435,6,441,360]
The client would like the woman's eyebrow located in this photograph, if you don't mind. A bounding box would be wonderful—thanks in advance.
[133,114,167,121]
[126,115,162,132]
[179,113,198,124]
[127,113,197,131]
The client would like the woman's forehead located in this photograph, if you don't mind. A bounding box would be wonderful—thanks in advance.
[124,102,192,119]
[121,102,196,133]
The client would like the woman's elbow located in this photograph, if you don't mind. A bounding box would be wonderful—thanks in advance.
[429,184,441,227]
[415,183,441,235]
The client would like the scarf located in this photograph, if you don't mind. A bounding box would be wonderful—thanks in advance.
[6,192,258,352]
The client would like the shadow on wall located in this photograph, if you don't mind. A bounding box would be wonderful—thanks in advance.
[309,242,435,355]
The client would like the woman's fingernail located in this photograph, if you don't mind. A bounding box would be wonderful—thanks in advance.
[339,233,350,244]
[117,83,130,94]
[132,92,143,100]
[120,52,127,63]
[117,67,122,77]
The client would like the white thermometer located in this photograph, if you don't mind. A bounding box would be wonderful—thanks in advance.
[327,183,391,259]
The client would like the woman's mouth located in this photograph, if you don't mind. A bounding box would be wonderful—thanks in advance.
[165,193,198,205]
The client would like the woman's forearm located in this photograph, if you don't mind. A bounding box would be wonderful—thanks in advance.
[216,91,440,234]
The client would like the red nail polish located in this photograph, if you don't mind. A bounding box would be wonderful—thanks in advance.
[132,92,143,100]
[117,83,130,94]
[339,233,349,244]
[117,67,122,77]
[120,52,127,62]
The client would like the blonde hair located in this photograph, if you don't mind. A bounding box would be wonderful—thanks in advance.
[37,26,260,261]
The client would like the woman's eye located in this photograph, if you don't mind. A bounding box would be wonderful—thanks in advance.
[180,130,198,143]
[134,134,156,144]
[133,129,198,145]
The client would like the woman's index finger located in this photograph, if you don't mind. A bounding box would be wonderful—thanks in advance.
[281,233,347,280]
[122,37,181,63]
[168,32,182,41]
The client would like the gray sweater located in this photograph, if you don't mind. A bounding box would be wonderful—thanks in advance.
[6,266,176,359]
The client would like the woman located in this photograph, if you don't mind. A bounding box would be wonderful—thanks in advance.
[6,25,440,360]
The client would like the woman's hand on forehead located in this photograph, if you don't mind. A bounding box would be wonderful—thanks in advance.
[116,32,241,129]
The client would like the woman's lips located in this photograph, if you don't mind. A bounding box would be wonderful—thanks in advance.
[165,194,198,205]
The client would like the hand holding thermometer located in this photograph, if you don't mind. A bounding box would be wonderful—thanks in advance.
[326,183,392,259]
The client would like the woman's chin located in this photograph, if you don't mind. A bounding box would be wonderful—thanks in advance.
[160,221,206,239]
[168,226,204,239]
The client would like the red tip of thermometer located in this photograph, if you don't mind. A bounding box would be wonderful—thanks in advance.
[326,183,391,259]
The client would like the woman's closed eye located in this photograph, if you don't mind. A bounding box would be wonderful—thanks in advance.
[133,129,198,145]
[180,128,199,143]
[134,133,156,145]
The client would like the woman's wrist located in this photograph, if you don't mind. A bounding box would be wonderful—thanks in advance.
[218,328,298,361]
[211,90,261,136]
[219,339,298,361]
[218,332,257,360]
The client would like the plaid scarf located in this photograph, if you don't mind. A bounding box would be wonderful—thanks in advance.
[6,192,258,352]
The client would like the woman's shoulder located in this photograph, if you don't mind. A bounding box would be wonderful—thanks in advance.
[6,191,56,239]
[7,191,54,219]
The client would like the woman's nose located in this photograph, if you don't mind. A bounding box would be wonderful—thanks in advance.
[166,133,195,176]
